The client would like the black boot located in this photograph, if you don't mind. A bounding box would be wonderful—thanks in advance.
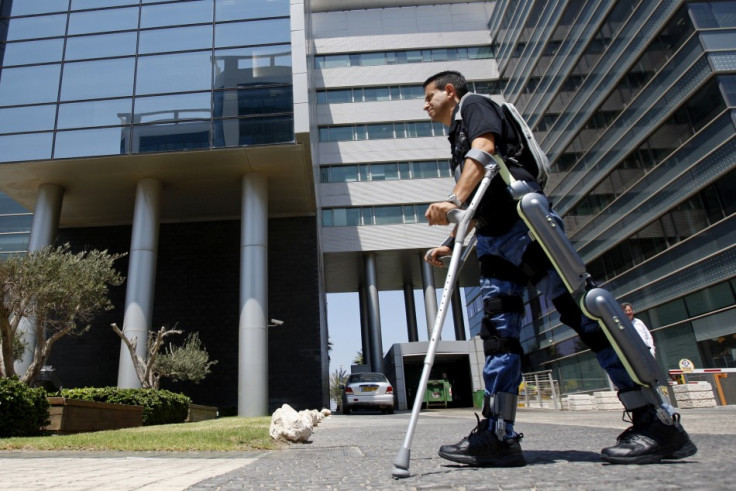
[438,414,526,467]
[601,407,697,464]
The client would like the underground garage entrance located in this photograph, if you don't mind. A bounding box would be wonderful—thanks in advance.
[384,340,484,411]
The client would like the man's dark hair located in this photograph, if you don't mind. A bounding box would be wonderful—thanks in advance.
[423,71,469,98]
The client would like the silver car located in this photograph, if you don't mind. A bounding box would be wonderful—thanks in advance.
[341,372,394,414]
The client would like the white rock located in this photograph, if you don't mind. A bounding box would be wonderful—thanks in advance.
[299,409,323,426]
[269,404,314,443]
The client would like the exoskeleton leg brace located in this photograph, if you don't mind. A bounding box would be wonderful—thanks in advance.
[483,392,519,440]
[466,148,675,425]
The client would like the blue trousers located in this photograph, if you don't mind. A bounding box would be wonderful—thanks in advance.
[476,217,635,436]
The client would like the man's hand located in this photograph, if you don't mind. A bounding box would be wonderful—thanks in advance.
[424,245,452,267]
[425,201,457,226]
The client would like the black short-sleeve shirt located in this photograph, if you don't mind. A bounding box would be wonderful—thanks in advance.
[448,94,535,237]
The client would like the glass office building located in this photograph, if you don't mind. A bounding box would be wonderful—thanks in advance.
[0,0,293,161]
[483,0,736,393]
[0,0,324,415]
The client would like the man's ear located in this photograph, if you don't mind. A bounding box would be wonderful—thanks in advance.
[445,83,459,101]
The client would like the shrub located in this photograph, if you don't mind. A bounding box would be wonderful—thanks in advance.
[0,377,50,438]
[60,387,191,426]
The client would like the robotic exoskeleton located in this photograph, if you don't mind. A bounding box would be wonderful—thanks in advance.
[392,148,677,479]
[467,148,676,427]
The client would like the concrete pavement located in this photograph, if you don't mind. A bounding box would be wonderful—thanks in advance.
[1,405,734,490]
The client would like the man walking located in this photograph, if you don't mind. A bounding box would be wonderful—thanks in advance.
[422,70,695,467]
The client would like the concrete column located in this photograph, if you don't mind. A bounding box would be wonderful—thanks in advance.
[403,282,419,342]
[364,252,384,372]
[239,173,268,417]
[358,285,371,365]
[118,178,161,388]
[451,287,466,341]
[14,184,64,376]
[420,254,438,339]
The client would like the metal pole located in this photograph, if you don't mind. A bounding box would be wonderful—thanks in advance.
[15,184,64,377]
[239,173,268,417]
[403,283,419,342]
[365,252,384,372]
[118,178,161,388]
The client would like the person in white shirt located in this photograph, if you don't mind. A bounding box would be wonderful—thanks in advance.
[622,303,655,357]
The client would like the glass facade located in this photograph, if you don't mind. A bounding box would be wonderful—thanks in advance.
[489,0,736,392]
[0,0,294,163]
[322,203,430,228]
[320,160,452,183]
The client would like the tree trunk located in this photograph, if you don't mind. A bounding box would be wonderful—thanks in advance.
[0,313,17,378]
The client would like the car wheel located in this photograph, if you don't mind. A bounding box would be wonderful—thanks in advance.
[387,406,394,414]
[343,406,350,415]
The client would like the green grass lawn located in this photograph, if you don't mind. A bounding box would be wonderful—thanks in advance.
[0,417,284,452]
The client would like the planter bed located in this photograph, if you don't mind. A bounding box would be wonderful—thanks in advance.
[45,397,143,435]
[186,404,218,422]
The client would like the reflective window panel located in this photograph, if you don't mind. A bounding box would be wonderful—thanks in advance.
[5,14,67,41]
[61,58,135,101]
[0,214,33,233]
[0,132,53,163]
[0,105,57,134]
[214,45,291,89]
[68,7,139,35]
[139,25,213,54]
[213,86,292,118]
[72,0,138,10]
[215,0,290,21]
[2,38,65,66]
[213,115,293,147]
[141,0,214,28]
[134,92,212,124]
[0,233,30,254]
[57,98,133,129]
[136,51,213,95]
[54,127,129,158]
[0,194,30,213]
[8,1,68,16]
[214,18,290,48]
[64,32,138,60]
[0,64,61,106]
[132,121,211,153]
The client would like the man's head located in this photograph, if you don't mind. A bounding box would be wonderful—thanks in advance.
[621,303,635,321]
[423,71,468,125]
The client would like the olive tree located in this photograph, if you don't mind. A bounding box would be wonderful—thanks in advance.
[113,323,217,389]
[0,244,125,384]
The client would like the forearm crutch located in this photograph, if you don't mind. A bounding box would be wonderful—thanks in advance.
[392,162,498,479]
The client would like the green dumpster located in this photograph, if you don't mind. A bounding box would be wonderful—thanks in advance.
[424,379,453,408]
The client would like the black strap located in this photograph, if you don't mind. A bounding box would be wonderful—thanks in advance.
[484,295,524,315]
[483,335,524,356]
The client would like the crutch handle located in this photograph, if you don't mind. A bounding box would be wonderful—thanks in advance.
[439,256,451,267]
[446,208,465,224]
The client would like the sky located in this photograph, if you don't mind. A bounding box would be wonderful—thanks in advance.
[326,288,469,376]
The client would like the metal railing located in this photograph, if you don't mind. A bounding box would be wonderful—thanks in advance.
[520,370,561,410]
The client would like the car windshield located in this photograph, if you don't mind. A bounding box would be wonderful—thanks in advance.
[349,373,386,383]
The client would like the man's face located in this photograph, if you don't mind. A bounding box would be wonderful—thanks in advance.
[623,305,635,321]
[423,82,454,124]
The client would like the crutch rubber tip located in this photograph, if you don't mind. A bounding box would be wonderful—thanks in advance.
[392,467,411,479]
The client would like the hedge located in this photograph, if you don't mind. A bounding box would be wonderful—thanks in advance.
[0,377,50,438]
[60,387,191,426]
